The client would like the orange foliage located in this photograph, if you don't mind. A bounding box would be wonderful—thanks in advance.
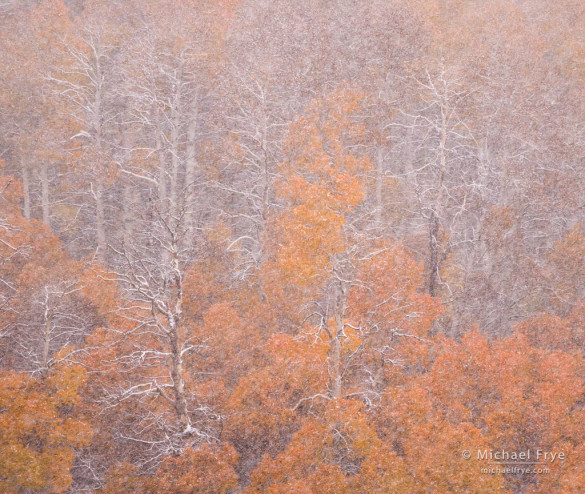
[379,329,585,493]
[153,444,238,493]
[262,87,371,303]
[0,365,92,493]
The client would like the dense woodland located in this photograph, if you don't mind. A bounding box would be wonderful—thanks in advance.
[1,0,585,492]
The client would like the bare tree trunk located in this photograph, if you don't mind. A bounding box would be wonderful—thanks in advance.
[375,146,384,227]
[428,96,448,297]
[261,109,269,225]
[185,96,198,239]
[169,233,189,430]
[119,125,134,248]
[40,162,50,226]
[41,287,52,370]
[327,284,347,399]
[121,178,134,248]
[156,108,168,207]
[401,123,416,239]
[169,329,189,429]
[22,162,31,219]
[170,104,180,213]
[95,177,106,263]
[328,333,342,399]
[428,212,440,297]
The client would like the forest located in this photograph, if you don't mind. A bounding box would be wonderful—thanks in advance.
[1,0,585,492]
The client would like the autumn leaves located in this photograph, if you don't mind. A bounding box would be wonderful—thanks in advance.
[1,61,585,494]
